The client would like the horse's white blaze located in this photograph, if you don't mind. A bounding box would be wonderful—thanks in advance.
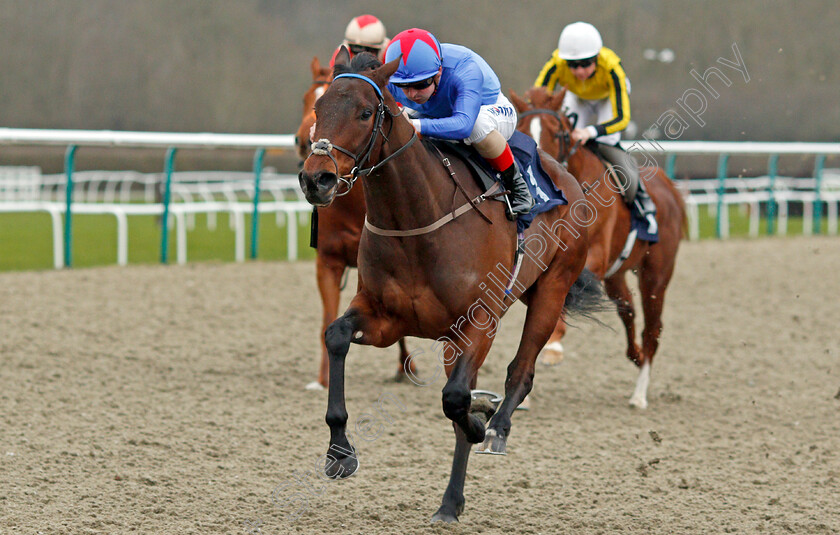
[629,362,651,409]
[528,117,542,149]
[314,86,326,100]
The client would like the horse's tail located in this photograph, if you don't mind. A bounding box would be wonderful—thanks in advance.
[563,268,611,321]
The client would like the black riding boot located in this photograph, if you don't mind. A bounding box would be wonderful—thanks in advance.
[634,180,658,235]
[597,142,658,235]
[500,162,534,221]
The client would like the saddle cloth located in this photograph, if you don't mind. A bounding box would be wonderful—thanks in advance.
[430,131,567,232]
[599,156,660,244]
[629,199,659,243]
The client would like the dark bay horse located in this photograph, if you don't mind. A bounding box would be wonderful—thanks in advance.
[298,50,595,522]
[295,56,411,389]
[511,86,686,409]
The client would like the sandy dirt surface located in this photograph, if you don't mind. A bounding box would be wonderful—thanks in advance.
[1,237,838,534]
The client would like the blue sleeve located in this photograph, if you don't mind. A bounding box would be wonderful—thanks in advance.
[420,61,484,140]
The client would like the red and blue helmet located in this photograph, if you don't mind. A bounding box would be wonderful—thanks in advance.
[385,28,443,84]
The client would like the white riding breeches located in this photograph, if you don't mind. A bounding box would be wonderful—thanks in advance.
[562,91,621,146]
[464,93,517,144]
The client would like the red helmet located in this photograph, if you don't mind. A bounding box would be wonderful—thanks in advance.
[385,28,442,84]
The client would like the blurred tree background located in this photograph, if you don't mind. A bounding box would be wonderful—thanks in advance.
[0,0,837,143]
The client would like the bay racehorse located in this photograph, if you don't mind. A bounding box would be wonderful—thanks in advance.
[295,56,411,389]
[298,50,598,522]
[511,86,686,409]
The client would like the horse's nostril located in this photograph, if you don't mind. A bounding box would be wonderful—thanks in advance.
[316,171,338,189]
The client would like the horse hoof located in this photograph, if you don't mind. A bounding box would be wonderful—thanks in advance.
[430,506,461,523]
[393,370,412,383]
[539,342,564,366]
[468,396,497,424]
[629,395,648,410]
[324,449,359,479]
[475,428,507,455]
[305,381,325,391]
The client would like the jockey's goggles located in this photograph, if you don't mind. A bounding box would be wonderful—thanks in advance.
[393,76,436,90]
[349,44,381,56]
[566,57,596,69]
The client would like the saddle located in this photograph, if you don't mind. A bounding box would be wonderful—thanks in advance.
[428,131,568,233]
[425,138,503,200]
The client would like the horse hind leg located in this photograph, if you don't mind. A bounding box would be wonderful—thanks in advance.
[431,425,471,523]
[630,269,673,410]
[605,274,642,364]
[538,312,567,365]
[393,338,416,382]
[604,275,648,408]
[432,333,494,523]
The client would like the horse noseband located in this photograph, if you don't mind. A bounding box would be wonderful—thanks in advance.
[306,138,358,196]
[311,139,334,156]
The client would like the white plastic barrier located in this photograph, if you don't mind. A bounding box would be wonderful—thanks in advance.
[3,130,839,270]
[0,200,312,268]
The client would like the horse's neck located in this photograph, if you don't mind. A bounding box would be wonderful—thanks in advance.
[362,123,455,232]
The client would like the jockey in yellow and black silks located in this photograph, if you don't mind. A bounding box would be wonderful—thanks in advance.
[535,22,657,233]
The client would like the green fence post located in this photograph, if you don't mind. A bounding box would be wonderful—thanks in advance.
[250,148,265,260]
[63,145,77,268]
[766,154,778,236]
[665,153,677,178]
[716,153,729,239]
[813,154,825,235]
[160,147,177,264]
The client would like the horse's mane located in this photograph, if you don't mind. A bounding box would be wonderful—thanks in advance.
[333,52,382,77]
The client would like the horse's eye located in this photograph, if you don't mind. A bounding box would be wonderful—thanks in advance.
[360,109,373,120]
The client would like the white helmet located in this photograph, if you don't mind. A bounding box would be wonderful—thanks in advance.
[344,15,388,47]
[558,22,603,60]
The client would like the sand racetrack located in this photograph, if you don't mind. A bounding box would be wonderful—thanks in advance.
[1,237,838,534]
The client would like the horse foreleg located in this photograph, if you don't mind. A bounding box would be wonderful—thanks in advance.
[322,313,359,478]
[322,296,403,479]
[310,256,345,390]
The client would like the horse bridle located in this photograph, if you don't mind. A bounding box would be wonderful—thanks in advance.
[304,73,417,196]
[517,108,581,164]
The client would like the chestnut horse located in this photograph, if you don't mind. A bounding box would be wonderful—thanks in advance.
[295,57,410,389]
[299,50,596,522]
[511,87,686,409]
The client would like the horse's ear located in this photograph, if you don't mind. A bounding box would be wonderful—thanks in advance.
[550,87,567,111]
[310,56,322,79]
[373,55,401,87]
[334,46,351,68]
[509,90,529,113]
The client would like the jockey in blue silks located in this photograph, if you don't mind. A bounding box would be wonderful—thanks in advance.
[385,28,533,219]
